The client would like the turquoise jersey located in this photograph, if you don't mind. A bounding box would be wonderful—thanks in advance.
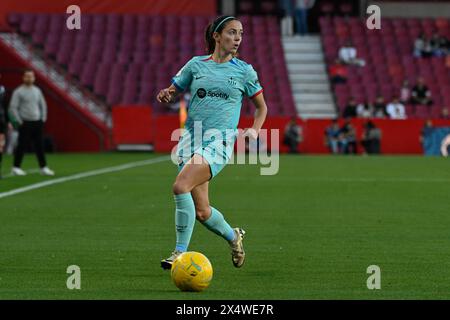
[172,55,263,178]
[171,55,263,133]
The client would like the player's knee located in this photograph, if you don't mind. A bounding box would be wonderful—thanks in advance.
[196,207,211,222]
[172,180,191,195]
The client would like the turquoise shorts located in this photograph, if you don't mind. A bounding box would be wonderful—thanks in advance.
[176,133,235,180]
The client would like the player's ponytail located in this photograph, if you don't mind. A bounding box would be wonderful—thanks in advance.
[205,22,215,54]
[204,16,238,55]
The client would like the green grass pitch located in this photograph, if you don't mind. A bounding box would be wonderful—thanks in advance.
[0,153,449,299]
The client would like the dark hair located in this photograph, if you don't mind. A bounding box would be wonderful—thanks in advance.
[204,15,238,55]
[23,69,34,74]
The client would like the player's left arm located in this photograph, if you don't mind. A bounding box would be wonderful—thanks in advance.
[243,92,268,140]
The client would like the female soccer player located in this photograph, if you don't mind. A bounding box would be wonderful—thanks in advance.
[157,15,268,269]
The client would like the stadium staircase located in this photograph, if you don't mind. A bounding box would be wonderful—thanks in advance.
[282,35,336,119]
[0,32,111,127]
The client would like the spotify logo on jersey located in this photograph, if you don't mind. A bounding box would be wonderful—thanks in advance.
[197,88,207,98]
[196,88,229,100]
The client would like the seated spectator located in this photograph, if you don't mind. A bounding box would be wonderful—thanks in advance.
[413,33,426,58]
[324,119,340,154]
[411,77,433,106]
[329,59,348,84]
[356,101,373,118]
[338,40,365,67]
[441,107,450,120]
[339,118,357,154]
[361,121,382,155]
[386,97,407,119]
[430,33,448,57]
[342,97,358,118]
[400,80,411,105]
[283,117,303,153]
[373,95,388,118]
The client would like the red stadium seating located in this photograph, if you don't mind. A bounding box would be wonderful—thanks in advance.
[7,13,296,117]
[320,16,450,119]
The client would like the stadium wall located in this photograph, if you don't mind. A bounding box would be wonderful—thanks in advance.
[141,112,450,155]
[0,0,217,31]
[0,41,111,152]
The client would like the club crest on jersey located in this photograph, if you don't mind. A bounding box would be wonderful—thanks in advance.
[228,77,237,87]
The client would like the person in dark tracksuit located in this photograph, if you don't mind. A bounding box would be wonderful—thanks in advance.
[8,70,55,176]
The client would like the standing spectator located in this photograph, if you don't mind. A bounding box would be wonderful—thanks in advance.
[420,119,434,153]
[440,107,449,120]
[339,118,357,154]
[361,121,382,155]
[324,119,341,154]
[400,79,411,105]
[294,0,316,35]
[0,73,6,178]
[283,117,303,153]
[342,97,358,118]
[373,95,388,118]
[386,97,407,119]
[356,101,373,118]
[411,77,433,106]
[329,59,348,84]
[280,0,295,36]
[8,70,55,176]
[338,40,366,67]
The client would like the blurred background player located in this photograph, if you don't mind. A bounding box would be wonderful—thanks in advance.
[8,70,54,176]
[156,16,267,270]
[0,73,6,178]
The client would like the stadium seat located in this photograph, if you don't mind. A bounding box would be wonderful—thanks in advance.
[322,16,450,118]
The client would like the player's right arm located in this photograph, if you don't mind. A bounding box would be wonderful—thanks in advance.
[156,84,179,103]
[157,57,195,104]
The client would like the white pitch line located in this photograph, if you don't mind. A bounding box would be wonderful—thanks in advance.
[0,155,171,200]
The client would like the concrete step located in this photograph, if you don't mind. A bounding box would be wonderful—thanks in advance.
[282,35,321,43]
[294,93,333,103]
[283,41,322,51]
[288,63,326,73]
[298,112,337,119]
[285,52,324,62]
[297,103,335,111]
[283,42,322,51]
[292,82,330,92]
[289,73,329,82]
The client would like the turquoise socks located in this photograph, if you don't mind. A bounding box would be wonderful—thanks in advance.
[201,206,236,242]
[174,192,196,252]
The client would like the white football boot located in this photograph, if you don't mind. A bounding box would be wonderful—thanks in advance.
[40,167,55,176]
[11,167,27,176]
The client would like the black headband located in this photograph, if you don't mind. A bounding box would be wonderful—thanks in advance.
[212,16,235,34]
